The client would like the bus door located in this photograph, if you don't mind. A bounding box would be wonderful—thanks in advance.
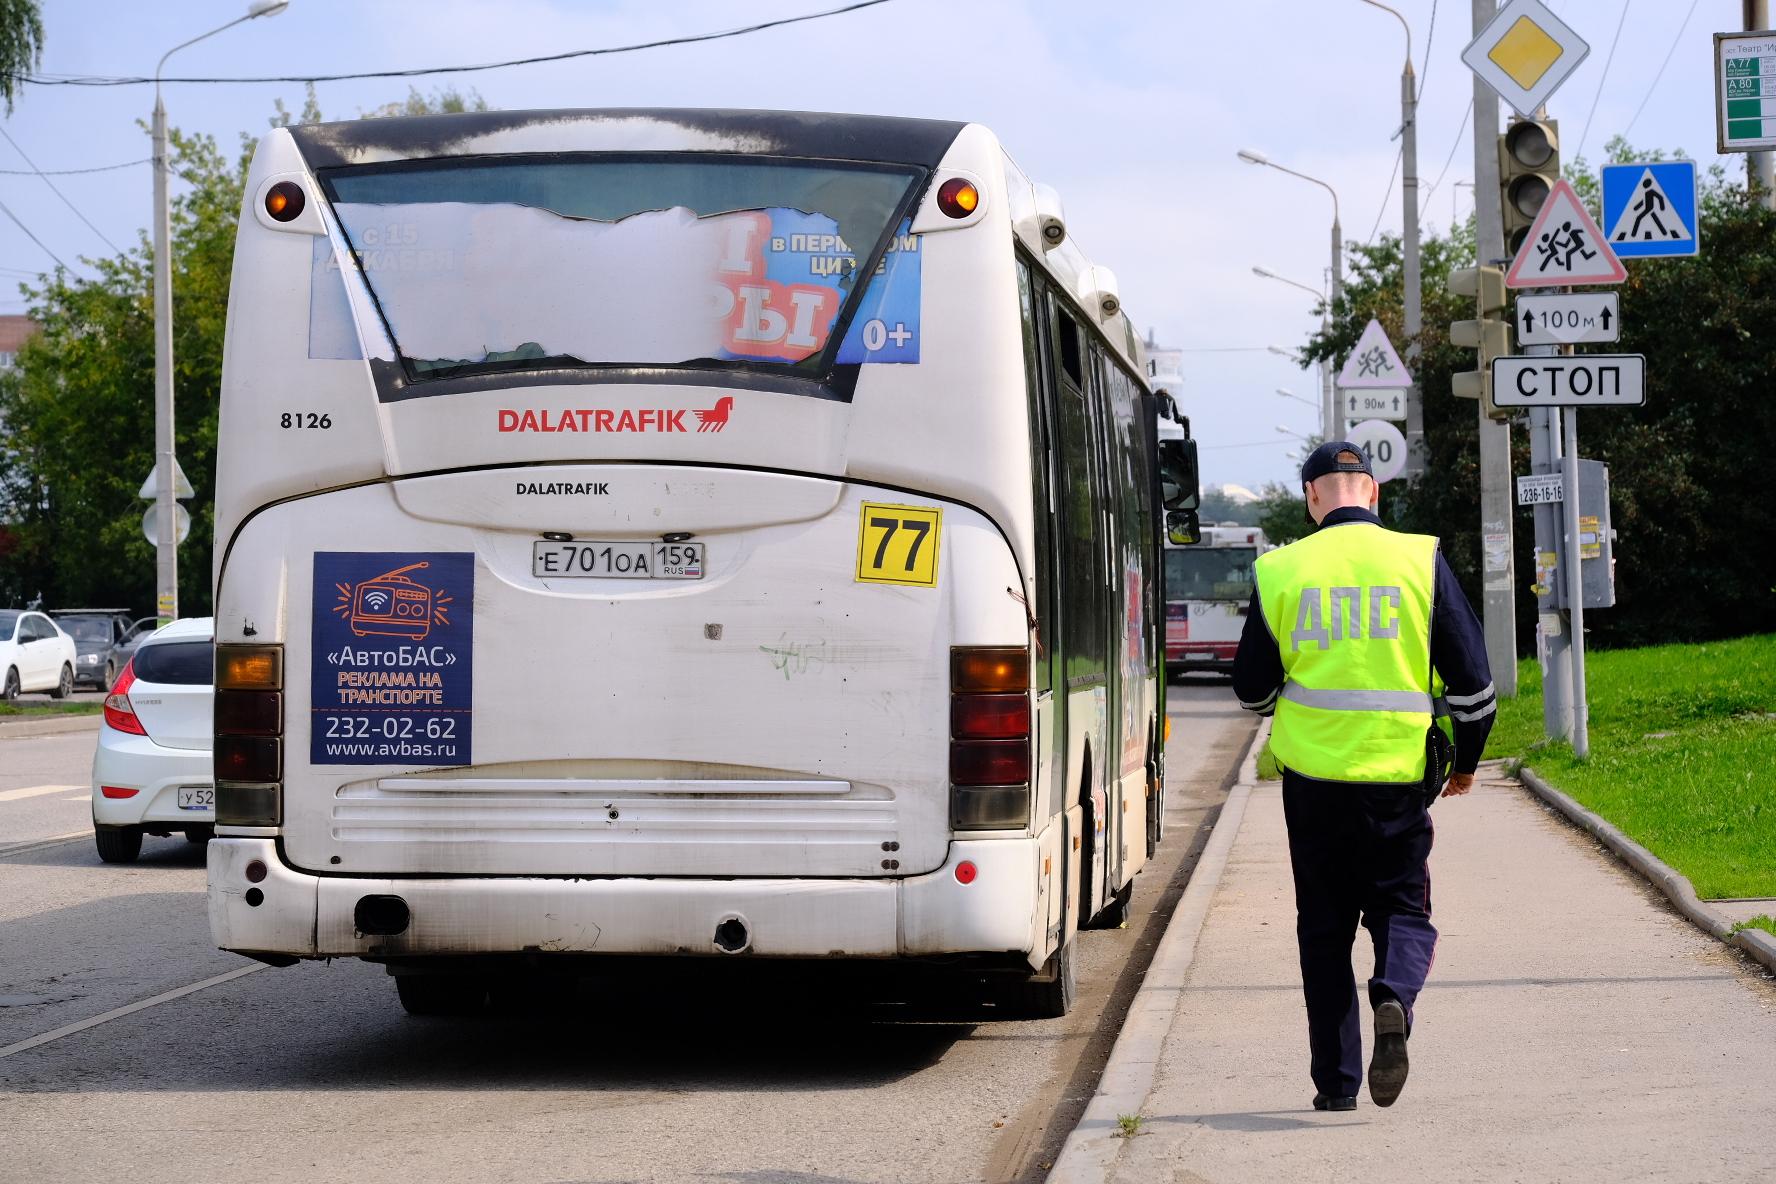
[1088,345,1127,898]
[1019,260,1068,951]
[1049,296,1110,921]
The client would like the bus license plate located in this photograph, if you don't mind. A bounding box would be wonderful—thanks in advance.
[178,786,214,811]
[532,541,705,580]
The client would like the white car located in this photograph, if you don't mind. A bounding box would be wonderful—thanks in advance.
[91,617,215,863]
[0,609,78,700]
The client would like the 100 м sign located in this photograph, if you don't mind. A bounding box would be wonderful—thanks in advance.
[1490,355,1646,409]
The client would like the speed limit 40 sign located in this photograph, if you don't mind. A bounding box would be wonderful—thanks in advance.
[1345,419,1407,483]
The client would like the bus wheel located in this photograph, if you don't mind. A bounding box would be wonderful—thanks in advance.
[395,974,490,1017]
[1001,939,1076,1020]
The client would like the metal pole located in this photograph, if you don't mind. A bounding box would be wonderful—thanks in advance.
[1330,217,1344,438]
[1321,314,1334,440]
[1749,1,1776,209]
[1561,407,1589,757]
[1528,400,1570,738]
[1402,59,1425,478]
[1473,0,1518,696]
[151,89,177,624]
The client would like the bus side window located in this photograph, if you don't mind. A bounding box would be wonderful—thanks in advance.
[1055,304,1084,388]
[1049,296,1104,693]
[1016,258,1054,695]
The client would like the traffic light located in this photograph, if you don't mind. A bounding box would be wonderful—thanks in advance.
[1448,265,1510,420]
[1499,117,1559,259]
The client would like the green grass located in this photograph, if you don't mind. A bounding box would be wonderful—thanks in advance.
[0,701,103,717]
[1492,634,1776,900]
[1732,916,1776,938]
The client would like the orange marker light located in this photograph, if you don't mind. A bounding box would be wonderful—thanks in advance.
[217,645,283,691]
[952,647,1028,693]
[265,181,305,223]
[936,178,979,219]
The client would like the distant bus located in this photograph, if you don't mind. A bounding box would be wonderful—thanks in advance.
[206,108,1198,1019]
[1164,525,1267,677]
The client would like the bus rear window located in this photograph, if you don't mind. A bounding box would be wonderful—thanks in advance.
[320,157,922,380]
[1165,547,1258,602]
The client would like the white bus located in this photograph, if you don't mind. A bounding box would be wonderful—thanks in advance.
[1164,526,1267,677]
[206,109,1199,1018]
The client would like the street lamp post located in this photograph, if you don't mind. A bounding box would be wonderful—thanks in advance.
[1255,268,1332,439]
[1238,149,1342,441]
[151,0,288,622]
[1357,0,1423,479]
[1275,387,1321,413]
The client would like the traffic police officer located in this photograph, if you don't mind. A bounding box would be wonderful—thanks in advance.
[1233,442,1496,1111]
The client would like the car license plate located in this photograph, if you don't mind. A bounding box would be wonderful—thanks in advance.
[532,540,704,580]
[178,786,214,811]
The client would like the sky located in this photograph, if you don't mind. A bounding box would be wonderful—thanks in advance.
[0,0,1743,491]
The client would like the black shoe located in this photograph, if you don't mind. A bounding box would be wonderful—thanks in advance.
[1368,999,1410,1107]
[1312,1093,1357,1112]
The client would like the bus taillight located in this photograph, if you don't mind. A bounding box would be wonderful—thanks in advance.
[215,643,284,827]
[950,646,1031,830]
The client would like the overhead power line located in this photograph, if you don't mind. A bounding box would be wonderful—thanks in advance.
[1624,0,1700,138]
[1575,0,1633,165]
[0,156,149,176]
[8,0,894,87]
[1366,145,1404,246]
[0,197,67,270]
[1363,0,1437,248]
[0,126,123,254]
[1421,97,1474,210]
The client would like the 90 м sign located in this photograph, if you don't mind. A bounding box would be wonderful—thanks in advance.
[1490,355,1646,408]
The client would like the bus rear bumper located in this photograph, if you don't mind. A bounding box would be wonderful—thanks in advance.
[208,837,1043,966]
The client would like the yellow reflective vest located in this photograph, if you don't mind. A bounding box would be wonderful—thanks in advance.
[1255,522,1438,783]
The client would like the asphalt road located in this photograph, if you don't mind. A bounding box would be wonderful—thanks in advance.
[0,680,1256,1184]
[0,726,104,849]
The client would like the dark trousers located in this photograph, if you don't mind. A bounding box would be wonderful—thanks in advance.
[1281,769,1438,1098]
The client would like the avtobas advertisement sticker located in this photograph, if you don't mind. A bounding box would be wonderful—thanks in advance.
[311,552,474,766]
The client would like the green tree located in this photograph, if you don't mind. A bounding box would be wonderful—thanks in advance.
[0,0,44,114]
[1255,483,1310,547]
[0,127,235,611]
[0,89,489,611]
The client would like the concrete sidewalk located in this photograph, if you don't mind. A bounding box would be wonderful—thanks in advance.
[1075,763,1776,1183]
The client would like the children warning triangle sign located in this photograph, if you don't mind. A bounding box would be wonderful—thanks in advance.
[1605,167,1693,246]
[1504,178,1626,289]
[1336,318,1412,389]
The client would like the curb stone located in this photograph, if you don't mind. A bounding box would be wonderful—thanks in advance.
[0,714,102,740]
[1518,766,1776,976]
[1046,717,1270,1184]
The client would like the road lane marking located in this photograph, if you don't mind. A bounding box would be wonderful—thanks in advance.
[0,964,266,1061]
[0,784,85,802]
[0,831,89,858]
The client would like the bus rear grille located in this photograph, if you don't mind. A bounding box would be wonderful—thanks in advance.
[330,777,893,844]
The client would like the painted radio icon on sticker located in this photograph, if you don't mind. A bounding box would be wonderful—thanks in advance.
[855,502,942,588]
[335,561,454,640]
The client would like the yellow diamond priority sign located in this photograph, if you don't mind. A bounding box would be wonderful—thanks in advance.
[1462,0,1589,119]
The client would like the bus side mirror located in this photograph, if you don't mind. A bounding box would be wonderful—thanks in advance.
[1159,438,1199,512]
[1166,509,1201,546]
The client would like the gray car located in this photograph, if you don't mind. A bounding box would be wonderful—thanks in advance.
[49,609,152,690]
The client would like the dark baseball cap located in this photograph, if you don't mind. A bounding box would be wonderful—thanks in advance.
[1300,441,1373,486]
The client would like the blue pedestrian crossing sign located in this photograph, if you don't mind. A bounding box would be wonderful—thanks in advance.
[1600,161,1699,259]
